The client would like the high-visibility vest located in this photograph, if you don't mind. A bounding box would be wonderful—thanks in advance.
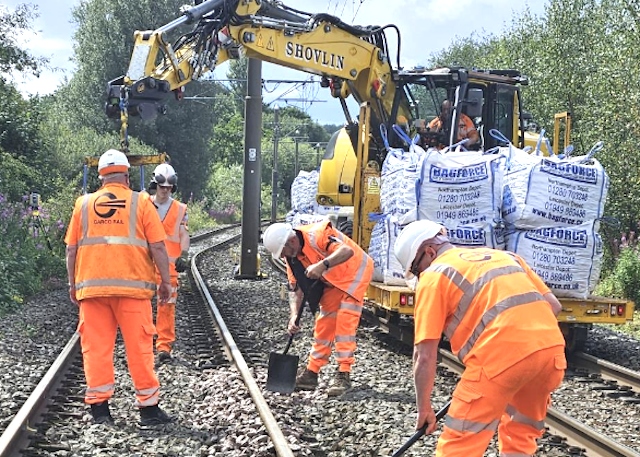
[415,247,564,376]
[71,184,162,300]
[289,221,373,302]
[154,197,187,276]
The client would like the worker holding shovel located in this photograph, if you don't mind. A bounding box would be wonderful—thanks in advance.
[394,220,566,456]
[263,221,373,397]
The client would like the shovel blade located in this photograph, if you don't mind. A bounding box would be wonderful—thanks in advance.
[266,351,299,394]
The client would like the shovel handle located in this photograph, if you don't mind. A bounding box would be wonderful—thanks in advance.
[282,281,317,355]
[390,401,451,457]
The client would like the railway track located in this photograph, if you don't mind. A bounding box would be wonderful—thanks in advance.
[0,223,296,457]
[271,254,640,456]
[4,228,640,456]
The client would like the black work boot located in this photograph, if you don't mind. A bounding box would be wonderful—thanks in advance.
[139,404,174,426]
[327,371,351,397]
[90,401,114,424]
[295,368,319,391]
[156,351,172,365]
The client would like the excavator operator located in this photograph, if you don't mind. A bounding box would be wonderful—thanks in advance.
[422,99,480,150]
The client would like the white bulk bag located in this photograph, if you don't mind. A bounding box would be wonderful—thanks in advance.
[380,143,426,217]
[505,221,603,299]
[291,169,320,214]
[417,148,506,227]
[502,146,609,229]
[368,215,406,286]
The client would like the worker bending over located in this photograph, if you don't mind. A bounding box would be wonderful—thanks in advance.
[394,220,566,456]
[263,221,373,396]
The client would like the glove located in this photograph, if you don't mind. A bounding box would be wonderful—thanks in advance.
[175,252,190,272]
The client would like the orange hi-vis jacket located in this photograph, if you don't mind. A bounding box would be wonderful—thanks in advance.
[155,198,187,278]
[414,247,565,377]
[65,183,166,301]
[287,221,373,302]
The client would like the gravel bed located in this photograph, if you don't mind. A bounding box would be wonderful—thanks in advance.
[3,236,640,455]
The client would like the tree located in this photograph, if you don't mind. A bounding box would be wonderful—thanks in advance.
[0,4,47,81]
[65,0,217,199]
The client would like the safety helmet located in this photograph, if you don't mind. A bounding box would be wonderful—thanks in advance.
[262,222,295,258]
[98,149,130,176]
[394,220,446,278]
[151,163,178,192]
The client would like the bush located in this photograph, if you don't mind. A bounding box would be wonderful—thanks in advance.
[0,193,66,315]
[595,246,640,306]
[186,198,218,233]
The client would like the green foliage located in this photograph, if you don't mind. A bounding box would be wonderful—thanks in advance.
[0,193,66,314]
[595,247,640,306]
[185,198,217,233]
[0,4,47,80]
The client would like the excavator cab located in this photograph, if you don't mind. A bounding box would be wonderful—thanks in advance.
[316,128,357,207]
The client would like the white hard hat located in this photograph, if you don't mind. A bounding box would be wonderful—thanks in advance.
[263,223,295,258]
[152,163,177,187]
[98,149,130,176]
[394,220,446,278]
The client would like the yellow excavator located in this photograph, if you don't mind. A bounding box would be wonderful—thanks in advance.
[107,0,632,351]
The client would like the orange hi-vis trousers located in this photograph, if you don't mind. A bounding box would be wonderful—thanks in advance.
[155,278,178,353]
[307,286,363,374]
[78,296,160,407]
[436,345,566,457]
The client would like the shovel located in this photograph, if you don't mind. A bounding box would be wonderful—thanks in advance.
[265,291,308,394]
[391,400,451,457]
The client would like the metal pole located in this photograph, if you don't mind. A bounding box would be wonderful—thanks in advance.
[236,58,263,279]
[270,106,280,223]
[294,138,299,177]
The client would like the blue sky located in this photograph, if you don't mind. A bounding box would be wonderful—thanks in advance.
[3,0,545,124]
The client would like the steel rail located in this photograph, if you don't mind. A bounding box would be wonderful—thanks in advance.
[191,231,294,457]
[572,351,640,394]
[0,333,80,457]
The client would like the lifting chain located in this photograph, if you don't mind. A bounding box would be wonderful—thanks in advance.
[119,86,130,154]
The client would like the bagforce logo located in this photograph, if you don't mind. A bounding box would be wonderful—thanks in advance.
[94,192,126,219]
[524,227,588,248]
[285,42,345,71]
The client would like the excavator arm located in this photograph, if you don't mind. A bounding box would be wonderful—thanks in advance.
[105,0,412,130]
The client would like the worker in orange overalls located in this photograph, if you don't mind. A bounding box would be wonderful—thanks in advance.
[394,220,566,456]
[262,221,374,396]
[425,99,480,149]
[65,149,174,426]
[148,163,190,364]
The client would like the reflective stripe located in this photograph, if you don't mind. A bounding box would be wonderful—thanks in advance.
[166,201,186,243]
[505,404,545,430]
[76,278,157,291]
[308,230,329,256]
[314,338,332,347]
[319,310,337,319]
[443,264,525,339]
[78,236,149,248]
[80,194,90,237]
[310,350,330,360]
[346,253,371,297]
[86,383,114,394]
[135,386,159,407]
[335,335,356,343]
[336,350,354,358]
[339,301,362,314]
[445,414,500,433]
[458,291,545,361]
